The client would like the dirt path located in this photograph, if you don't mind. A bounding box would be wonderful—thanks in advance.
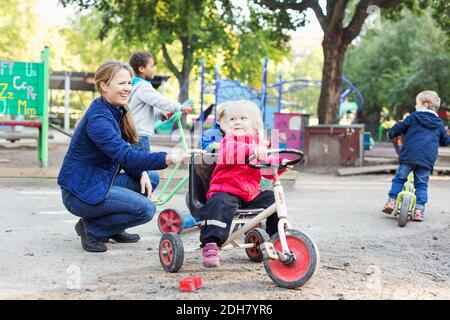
[0,172,449,300]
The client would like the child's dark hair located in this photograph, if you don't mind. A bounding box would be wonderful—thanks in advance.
[129,51,153,75]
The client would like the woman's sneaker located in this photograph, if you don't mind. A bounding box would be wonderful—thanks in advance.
[382,199,396,214]
[203,243,220,268]
[413,209,425,222]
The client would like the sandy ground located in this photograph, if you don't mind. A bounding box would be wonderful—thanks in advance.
[0,133,449,300]
[0,171,449,300]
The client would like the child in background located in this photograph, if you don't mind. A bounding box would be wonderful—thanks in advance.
[201,103,226,153]
[199,100,287,268]
[382,91,450,221]
[128,51,191,197]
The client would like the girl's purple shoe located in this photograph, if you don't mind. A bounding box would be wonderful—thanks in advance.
[203,243,220,268]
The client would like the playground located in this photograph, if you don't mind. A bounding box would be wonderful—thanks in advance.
[0,129,449,299]
[0,170,449,300]
[1,0,450,301]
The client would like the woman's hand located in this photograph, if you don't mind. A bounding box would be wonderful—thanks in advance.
[166,149,206,165]
[140,171,152,199]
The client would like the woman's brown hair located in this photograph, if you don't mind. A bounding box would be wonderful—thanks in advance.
[94,61,139,144]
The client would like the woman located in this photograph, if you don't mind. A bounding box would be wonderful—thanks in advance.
[58,61,188,253]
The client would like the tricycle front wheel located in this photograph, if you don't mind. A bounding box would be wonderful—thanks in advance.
[263,229,319,289]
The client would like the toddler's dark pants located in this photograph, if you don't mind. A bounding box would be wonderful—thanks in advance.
[199,190,279,247]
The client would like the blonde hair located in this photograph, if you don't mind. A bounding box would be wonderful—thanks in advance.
[94,61,139,144]
[217,100,263,131]
[416,91,441,111]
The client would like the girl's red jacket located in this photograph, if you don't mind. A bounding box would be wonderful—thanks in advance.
[206,133,284,202]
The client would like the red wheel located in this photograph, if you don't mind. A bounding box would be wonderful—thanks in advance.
[158,209,184,234]
[245,228,270,262]
[159,232,184,273]
[263,229,319,289]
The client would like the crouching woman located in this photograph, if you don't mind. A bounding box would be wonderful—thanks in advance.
[58,60,184,253]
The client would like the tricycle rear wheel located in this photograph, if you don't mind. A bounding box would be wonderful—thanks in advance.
[159,232,184,273]
[245,228,270,262]
[158,209,184,234]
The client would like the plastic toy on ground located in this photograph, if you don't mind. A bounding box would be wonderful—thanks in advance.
[179,275,203,292]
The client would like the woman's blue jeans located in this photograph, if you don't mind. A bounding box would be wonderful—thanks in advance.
[61,174,156,239]
[61,135,163,239]
[388,163,430,210]
[131,135,160,190]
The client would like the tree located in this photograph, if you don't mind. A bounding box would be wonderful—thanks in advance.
[256,0,447,124]
[0,0,37,60]
[384,0,450,46]
[60,0,291,103]
[344,10,450,134]
[60,10,131,71]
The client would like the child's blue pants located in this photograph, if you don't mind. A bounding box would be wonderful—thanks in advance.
[388,163,431,210]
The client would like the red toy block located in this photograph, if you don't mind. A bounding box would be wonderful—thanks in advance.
[179,275,203,292]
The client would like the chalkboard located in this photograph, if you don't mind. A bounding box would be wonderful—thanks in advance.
[0,61,44,116]
[0,47,50,167]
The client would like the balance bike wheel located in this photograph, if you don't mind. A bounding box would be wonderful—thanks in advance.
[398,195,411,227]
[245,228,270,262]
[158,208,184,234]
[159,232,184,273]
[263,229,319,289]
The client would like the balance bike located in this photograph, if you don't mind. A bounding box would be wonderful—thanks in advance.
[391,136,417,227]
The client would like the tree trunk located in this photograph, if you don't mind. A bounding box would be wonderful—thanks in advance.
[317,32,348,124]
[177,70,190,103]
[161,41,192,104]
[173,70,190,130]
[162,38,194,130]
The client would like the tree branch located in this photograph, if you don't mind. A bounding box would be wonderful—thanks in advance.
[374,0,405,7]
[259,0,314,12]
[180,37,194,74]
[343,0,372,42]
[161,44,181,80]
[327,0,349,32]
[259,0,326,31]
[309,1,326,31]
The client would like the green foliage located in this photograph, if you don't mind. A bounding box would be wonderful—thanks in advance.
[0,0,37,60]
[344,10,450,134]
[384,0,450,47]
[264,49,323,115]
[59,0,293,93]
[218,1,297,85]
[60,10,131,71]
[286,50,323,115]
